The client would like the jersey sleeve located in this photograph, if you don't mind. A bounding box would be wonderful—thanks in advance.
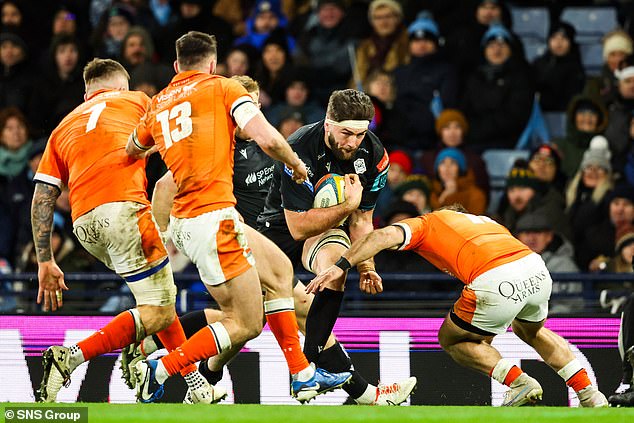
[224,78,253,119]
[359,147,389,210]
[392,216,426,251]
[279,162,315,212]
[34,135,67,188]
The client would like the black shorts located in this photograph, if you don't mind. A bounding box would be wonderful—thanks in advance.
[259,226,305,271]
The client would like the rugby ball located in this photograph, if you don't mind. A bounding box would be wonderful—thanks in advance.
[313,173,346,208]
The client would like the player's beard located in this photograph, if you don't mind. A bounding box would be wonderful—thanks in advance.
[327,132,357,161]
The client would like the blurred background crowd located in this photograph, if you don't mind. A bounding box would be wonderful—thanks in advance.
[1,0,634,313]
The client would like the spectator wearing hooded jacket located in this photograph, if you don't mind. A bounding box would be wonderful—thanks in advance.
[392,12,458,152]
[234,0,295,53]
[532,21,585,113]
[460,24,533,151]
[429,147,487,214]
[554,94,609,179]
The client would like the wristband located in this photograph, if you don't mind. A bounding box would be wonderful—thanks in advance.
[334,257,352,272]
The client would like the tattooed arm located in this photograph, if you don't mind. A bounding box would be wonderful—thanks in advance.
[31,182,68,311]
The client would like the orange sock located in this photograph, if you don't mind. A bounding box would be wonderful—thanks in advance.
[156,317,197,376]
[566,369,591,392]
[160,322,230,377]
[503,366,523,386]
[265,300,310,374]
[77,310,136,361]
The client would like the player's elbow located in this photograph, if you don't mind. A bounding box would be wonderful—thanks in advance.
[288,225,310,241]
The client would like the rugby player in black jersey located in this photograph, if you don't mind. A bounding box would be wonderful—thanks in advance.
[256,89,416,405]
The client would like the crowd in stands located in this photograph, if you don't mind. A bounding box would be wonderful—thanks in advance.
[2,0,634,312]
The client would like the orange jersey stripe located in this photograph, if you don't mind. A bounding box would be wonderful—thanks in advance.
[135,71,252,218]
[36,90,151,221]
[396,210,532,284]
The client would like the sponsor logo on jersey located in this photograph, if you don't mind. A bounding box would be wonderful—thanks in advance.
[377,148,389,172]
[239,149,248,159]
[317,152,326,160]
[354,158,366,174]
[325,162,331,171]
[245,173,257,185]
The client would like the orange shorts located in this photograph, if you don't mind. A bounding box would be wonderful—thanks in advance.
[169,206,255,286]
[452,253,552,335]
[73,202,166,274]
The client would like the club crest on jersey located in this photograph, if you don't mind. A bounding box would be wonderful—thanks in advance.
[239,149,248,159]
[354,158,366,174]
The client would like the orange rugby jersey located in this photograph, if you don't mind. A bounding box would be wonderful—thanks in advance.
[134,71,252,218]
[35,89,151,222]
[395,210,532,284]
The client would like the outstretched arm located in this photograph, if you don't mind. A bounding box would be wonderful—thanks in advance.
[306,225,405,294]
[152,171,177,232]
[31,182,67,311]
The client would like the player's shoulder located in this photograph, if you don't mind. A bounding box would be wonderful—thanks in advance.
[287,121,323,149]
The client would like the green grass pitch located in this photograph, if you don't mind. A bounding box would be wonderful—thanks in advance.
[2,403,634,423]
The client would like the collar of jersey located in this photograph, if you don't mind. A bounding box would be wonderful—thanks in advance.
[86,88,120,101]
[171,70,206,84]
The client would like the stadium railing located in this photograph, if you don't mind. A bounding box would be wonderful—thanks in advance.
[0,272,631,316]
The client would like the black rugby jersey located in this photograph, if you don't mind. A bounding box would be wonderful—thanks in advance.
[233,137,275,228]
[257,120,389,232]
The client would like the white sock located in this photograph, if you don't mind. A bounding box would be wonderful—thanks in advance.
[557,359,582,382]
[293,364,315,382]
[184,369,208,390]
[491,358,515,385]
[354,383,377,404]
[155,359,170,384]
[141,336,158,357]
[68,344,85,371]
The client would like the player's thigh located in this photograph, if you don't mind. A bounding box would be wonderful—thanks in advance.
[301,228,351,274]
[170,207,256,286]
[244,224,293,295]
[73,202,167,274]
[438,311,494,348]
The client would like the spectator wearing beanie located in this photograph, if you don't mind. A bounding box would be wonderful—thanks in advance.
[514,211,581,313]
[576,184,634,271]
[566,136,614,250]
[528,143,567,196]
[234,0,295,53]
[392,12,459,152]
[354,0,409,87]
[600,30,633,104]
[554,94,608,179]
[374,149,413,222]
[604,58,634,176]
[421,108,490,196]
[461,24,534,150]
[532,21,585,112]
[499,164,571,239]
[394,175,432,215]
[429,147,487,214]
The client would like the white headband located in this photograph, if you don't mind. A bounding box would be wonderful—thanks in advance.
[616,66,634,81]
[325,118,370,130]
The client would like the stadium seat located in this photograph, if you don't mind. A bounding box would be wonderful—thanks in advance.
[522,38,547,63]
[543,112,567,139]
[560,7,618,44]
[482,149,531,214]
[579,43,604,75]
[511,7,549,42]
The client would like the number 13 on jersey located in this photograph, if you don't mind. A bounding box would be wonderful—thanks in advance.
[156,101,193,149]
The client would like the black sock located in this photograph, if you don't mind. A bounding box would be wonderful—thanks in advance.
[304,289,344,363]
[198,358,224,385]
[317,341,369,399]
[621,296,633,382]
[151,310,209,351]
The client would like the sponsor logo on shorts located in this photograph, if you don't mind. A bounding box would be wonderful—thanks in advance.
[498,271,547,303]
[172,230,191,250]
[73,218,110,244]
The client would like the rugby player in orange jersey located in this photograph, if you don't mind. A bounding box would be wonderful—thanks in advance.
[33,58,220,404]
[126,31,351,403]
[308,204,609,407]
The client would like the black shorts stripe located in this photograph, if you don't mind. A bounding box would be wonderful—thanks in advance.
[449,309,496,337]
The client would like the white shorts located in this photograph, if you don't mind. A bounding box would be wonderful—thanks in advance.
[170,206,255,286]
[73,202,176,306]
[452,253,552,335]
